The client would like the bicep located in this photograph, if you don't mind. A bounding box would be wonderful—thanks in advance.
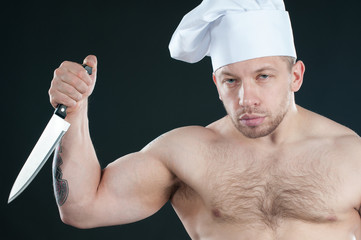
[89,151,176,227]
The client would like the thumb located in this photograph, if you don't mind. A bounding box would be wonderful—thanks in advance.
[83,55,98,81]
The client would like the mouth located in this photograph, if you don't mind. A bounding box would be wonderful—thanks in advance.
[239,114,266,127]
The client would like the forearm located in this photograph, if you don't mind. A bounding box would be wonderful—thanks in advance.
[52,103,101,224]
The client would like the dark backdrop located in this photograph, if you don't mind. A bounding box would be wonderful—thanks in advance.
[2,0,361,239]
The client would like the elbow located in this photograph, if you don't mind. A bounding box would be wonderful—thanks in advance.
[58,207,96,229]
[60,213,90,229]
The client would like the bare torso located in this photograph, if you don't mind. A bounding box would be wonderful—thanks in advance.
[166,106,361,239]
[49,57,361,239]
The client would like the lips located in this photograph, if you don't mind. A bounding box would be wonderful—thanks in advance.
[239,114,266,127]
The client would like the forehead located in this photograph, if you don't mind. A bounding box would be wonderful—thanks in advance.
[215,56,288,77]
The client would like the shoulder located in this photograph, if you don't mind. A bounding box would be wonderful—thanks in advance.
[298,106,359,139]
[304,107,361,161]
[140,117,232,169]
[141,124,222,162]
[143,125,218,150]
[140,124,223,186]
[298,106,361,159]
[143,116,232,150]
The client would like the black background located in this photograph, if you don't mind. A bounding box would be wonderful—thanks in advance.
[2,0,361,239]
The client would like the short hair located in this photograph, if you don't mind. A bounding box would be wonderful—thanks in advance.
[281,56,296,72]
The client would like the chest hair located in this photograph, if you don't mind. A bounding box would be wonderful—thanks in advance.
[205,145,340,229]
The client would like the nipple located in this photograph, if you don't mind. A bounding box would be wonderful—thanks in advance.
[212,209,222,218]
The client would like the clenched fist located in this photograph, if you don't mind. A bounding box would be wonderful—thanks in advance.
[49,55,97,114]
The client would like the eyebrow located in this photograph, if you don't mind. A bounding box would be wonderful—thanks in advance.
[253,66,278,73]
[217,70,234,77]
[217,66,278,77]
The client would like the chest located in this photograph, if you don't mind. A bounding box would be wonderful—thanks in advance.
[203,146,343,228]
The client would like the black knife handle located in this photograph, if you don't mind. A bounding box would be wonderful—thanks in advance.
[54,64,93,119]
[54,104,68,119]
[82,64,93,75]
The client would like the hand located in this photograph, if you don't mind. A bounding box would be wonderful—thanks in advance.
[49,55,97,114]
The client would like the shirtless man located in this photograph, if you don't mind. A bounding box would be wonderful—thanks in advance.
[49,0,361,239]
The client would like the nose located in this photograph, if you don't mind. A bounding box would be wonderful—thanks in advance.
[238,80,260,107]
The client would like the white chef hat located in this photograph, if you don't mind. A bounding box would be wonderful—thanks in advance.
[169,0,297,71]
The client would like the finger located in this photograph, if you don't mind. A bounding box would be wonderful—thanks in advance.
[53,80,83,103]
[49,89,77,109]
[54,64,91,93]
[83,55,97,71]
[59,71,89,94]
[60,61,93,86]
[83,55,97,81]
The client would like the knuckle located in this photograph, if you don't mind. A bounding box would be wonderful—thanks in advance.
[78,82,87,94]
[48,91,53,101]
[77,69,88,81]
[68,86,82,101]
[49,79,59,92]
[49,92,60,108]
[68,76,85,94]
[64,84,74,95]
[66,76,76,86]
[48,81,56,95]
[59,60,70,68]
[71,92,81,101]
[54,68,62,77]
[48,87,53,96]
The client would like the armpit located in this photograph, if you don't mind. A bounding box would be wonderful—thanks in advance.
[354,207,361,218]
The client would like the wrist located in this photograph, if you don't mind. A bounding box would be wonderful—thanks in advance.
[65,99,89,122]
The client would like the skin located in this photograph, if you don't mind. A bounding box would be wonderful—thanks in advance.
[49,55,361,239]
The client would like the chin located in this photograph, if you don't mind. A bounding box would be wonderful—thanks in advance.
[240,128,274,139]
[237,122,281,139]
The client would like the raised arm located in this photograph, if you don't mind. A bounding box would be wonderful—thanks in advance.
[49,55,177,228]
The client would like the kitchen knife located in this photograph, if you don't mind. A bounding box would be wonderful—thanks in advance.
[8,64,92,204]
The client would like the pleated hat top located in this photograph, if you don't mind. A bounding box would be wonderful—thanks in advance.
[169,0,297,71]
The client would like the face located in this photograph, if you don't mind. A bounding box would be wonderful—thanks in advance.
[213,56,303,139]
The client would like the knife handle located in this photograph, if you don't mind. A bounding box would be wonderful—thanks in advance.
[54,64,93,119]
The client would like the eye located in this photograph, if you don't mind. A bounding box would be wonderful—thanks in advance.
[259,74,269,80]
[225,79,236,84]
[257,74,272,82]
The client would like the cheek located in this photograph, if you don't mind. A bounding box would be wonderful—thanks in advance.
[220,93,240,113]
[219,87,235,102]
[262,85,290,107]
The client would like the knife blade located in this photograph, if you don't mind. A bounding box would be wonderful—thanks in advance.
[8,64,92,204]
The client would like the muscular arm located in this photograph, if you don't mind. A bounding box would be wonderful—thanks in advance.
[50,56,177,228]
[53,113,176,228]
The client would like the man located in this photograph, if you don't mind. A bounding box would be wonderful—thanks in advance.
[49,0,361,239]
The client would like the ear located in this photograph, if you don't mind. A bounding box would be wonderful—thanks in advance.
[212,73,222,101]
[290,60,305,92]
[212,73,217,85]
